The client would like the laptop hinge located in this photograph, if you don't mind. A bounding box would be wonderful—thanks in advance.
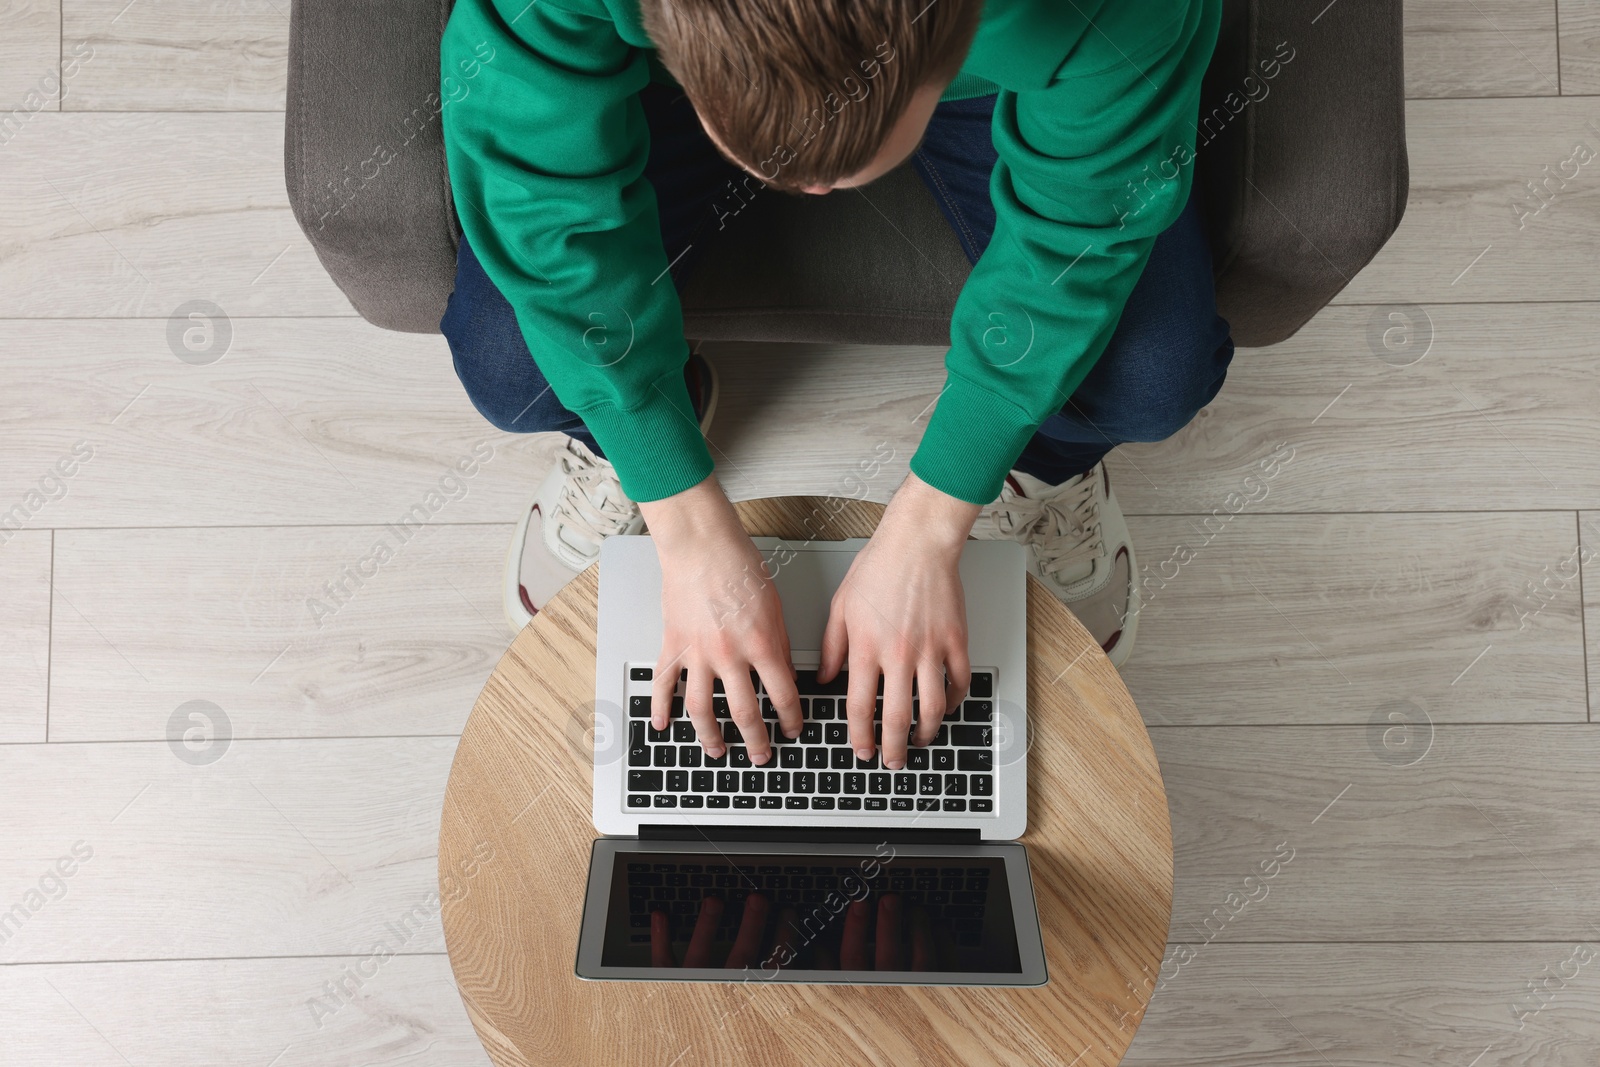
[638,824,982,845]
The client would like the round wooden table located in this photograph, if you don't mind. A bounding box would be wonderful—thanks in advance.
[439,498,1173,1067]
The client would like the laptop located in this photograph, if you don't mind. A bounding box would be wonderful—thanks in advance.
[576,535,1046,986]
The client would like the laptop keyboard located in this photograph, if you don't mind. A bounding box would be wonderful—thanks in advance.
[624,859,992,945]
[622,667,997,814]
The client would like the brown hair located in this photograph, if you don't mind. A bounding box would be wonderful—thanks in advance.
[642,0,983,191]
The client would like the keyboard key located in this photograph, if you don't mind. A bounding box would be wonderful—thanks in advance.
[855,752,880,770]
[951,725,991,746]
[893,773,916,796]
[707,796,730,808]
[628,770,663,791]
[672,721,696,744]
[919,774,942,796]
[717,771,739,792]
[666,771,688,792]
[742,771,764,793]
[653,795,677,808]
[680,795,704,808]
[785,796,810,810]
[679,746,701,768]
[917,798,939,812]
[963,700,993,723]
[800,723,822,745]
[969,672,993,698]
[768,771,790,794]
[691,771,714,792]
[805,748,829,769]
[794,772,816,793]
[627,794,651,808]
[712,696,729,718]
[759,796,783,809]
[730,748,752,768]
[971,774,993,796]
[795,669,848,695]
[838,797,862,810]
[629,695,651,717]
[824,723,849,746]
[704,749,727,768]
[713,677,725,694]
[891,797,914,811]
[957,750,994,772]
[647,723,670,743]
[971,798,993,812]
[864,797,887,811]
[772,724,795,745]
[733,796,756,808]
[907,750,930,770]
[672,696,684,716]
[776,747,800,768]
[819,772,841,794]
[631,667,653,681]
[932,749,955,771]
[629,729,650,767]
[812,796,836,810]
[721,722,739,744]
[811,697,835,720]
[869,773,891,795]
[761,698,778,720]
[946,774,967,795]
[943,798,967,812]
[844,772,866,794]
[830,747,855,769]
[653,747,675,768]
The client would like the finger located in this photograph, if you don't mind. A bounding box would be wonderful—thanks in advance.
[726,892,770,970]
[689,670,726,759]
[910,906,933,971]
[769,906,800,970]
[651,647,686,731]
[845,650,879,762]
[758,656,803,740]
[683,895,723,968]
[875,894,903,971]
[839,899,870,970]
[943,641,972,717]
[879,666,915,770]
[650,909,675,968]
[681,668,713,742]
[728,672,771,767]
[818,595,849,684]
[912,656,948,748]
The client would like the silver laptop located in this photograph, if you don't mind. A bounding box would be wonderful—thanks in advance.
[577,536,1045,985]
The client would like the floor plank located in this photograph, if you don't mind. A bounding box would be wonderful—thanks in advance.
[1405,0,1561,98]
[0,956,487,1066]
[0,738,475,962]
[1333,98,1600,306]
[0,0,59,117]
[1120,512,1586,726]
[0,318,563,529]
[1106,302,1600,514]
[0,112,351,317]
[1559,0,1600,93]
[0,529,52,742]
[61,0,287,111]
[1124,943,1600,1067]
[48,524,510,742]
[1581,510,1599,720]
[1156,724,1600,942]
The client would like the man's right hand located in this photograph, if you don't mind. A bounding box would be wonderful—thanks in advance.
[641,476,803,767]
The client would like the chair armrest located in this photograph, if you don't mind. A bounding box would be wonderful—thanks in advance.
[1200,0,1409,347]
[284,0,459,333]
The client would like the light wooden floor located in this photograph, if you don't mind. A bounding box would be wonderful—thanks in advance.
[3,2,1599,1064]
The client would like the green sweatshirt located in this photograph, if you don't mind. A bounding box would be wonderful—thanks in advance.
[441,0,1221,505]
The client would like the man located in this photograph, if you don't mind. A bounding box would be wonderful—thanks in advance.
[439,0,1232,772]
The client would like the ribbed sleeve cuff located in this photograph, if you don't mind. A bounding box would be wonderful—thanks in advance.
[576,370,715,503]
[909,376,1039,506]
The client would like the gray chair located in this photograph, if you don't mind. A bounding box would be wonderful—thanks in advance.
[285,0,1407,349]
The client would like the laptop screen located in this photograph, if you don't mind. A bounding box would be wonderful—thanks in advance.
[597,849,1024,976]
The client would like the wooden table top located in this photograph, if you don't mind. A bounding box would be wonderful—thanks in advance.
[439,498,1173,1067]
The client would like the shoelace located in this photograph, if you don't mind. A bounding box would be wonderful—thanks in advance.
[990,475,1104,582]
[549,447,636,564]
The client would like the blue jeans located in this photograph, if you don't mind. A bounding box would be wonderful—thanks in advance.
[443,87,1235,486]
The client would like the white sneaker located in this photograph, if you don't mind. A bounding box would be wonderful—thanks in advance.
[970,462,1139,669]
[503,351,718,631]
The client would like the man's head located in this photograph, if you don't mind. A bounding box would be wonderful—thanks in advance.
[642,0,983,195]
